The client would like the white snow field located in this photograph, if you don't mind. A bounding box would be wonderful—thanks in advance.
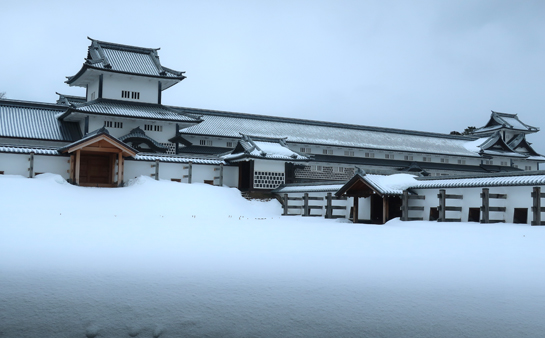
[1,174,545,338]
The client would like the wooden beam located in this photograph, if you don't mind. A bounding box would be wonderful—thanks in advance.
[75,149,81,185]
[110,153,116,185]
[69,154,75,183]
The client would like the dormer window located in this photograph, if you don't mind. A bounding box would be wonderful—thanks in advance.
[121,90,140,100]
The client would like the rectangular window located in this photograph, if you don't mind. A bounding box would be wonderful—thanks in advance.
[385,154,394,159]
[131,92,140,99]
[344,150,354,156]
[122,90,130,98]
[171,178,181,183]
[404,155,413,161]
[441,158,449,163]
[323,149,333,155]
[365,152,374,158]
[457,159,466,165]
[104,121,123,128]
[154,125,162,132]
[337,167,344,173]
[501,161,508,166]
[312,165,323,172]
[226,142,234,147]
[200,140,213,146]
[122,91,140,100]
[423,156,431,162]
[525,165,532,170]
[0,171,4,175]
[144,124,153,131]
[300,147,311,153]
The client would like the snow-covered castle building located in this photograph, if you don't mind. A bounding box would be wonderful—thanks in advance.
[1,38,544,223]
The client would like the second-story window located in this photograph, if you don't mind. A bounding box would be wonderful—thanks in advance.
[122,90,140,100]
[300,147,311,153]
[200,140,213,146]
[105,121,123,128]
[344,150,354,156]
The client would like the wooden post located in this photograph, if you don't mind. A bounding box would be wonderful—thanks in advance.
[75,150,81,185]
[283,194,288,216]
[303,193,309,216]
[325,193,332,219]
[110,153,116,185]
[481,188,490,223]
[382,197,388,224]
[353,196,359,223]
[219,163,224,186]
[117,152,124,187]
[69,154,75,184]
[28,152,34,178]
[401,190,409,221]
[437,189,446,222]
[532,187,542,226]
[188,162,192,184]
[151,160,159,180]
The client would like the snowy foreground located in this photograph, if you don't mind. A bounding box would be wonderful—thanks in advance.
[1,174,545,338]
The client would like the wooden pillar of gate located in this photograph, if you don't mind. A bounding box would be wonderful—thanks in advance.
[117,152,124,186]
[353,196,359,223]
[75,150,81,185]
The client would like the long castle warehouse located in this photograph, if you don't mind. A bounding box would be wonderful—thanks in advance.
[1,38,544,224]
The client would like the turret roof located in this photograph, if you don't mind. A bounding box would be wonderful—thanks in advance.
[66,38,186,86]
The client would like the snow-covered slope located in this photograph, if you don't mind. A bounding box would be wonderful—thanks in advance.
[1,174,545,337]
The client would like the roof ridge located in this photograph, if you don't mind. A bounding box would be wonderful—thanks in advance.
[88,37,159,53]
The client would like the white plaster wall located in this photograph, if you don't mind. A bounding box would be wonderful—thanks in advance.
[254,160,285,172]
[222,166,239,187]
[124,160,155,183]
[34,155,70,180]
[0,153,32,176]
[102,74,158,104]
[357,197,371,221]
[87,81,99,101]
[86,115,177,143]
[410,185,540,224]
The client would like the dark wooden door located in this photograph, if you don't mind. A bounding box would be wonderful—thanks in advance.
[79,154,111,185]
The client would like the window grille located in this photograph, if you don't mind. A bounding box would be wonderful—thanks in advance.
[300,147,311,153]
[365,152,374,158]
[525,165,532,170]
[344,150,354,156]
[227,142,234,147]
[385,154,394,159]
[458,159,466,165]
[423,156,431,162]
[121,90,130,98]
[253,171,285,189]
[323,149,333,155]
[404,155,413,161]
[160,142,176,154]
[200,140,213,146]
[104,121,123,129]
[441,158,449,163]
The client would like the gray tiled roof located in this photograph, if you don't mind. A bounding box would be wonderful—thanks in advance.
[67,38,185,81]
[59,99,202,123]
[0,145,62,155]
[176,108,482,157]
[411,170,545,189]
[474,111,539,134]
[0,100,81,141]
[132,154,225,165]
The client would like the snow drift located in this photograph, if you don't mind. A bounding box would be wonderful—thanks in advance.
[1,174,545,337]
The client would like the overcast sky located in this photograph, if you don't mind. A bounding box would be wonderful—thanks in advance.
[2,1,544,153]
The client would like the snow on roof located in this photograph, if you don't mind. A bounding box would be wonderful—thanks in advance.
[61,99,201,123]
[67,38,185,81]
[363,173,418,195]
[0,100,81,141]
[273,182,345,193]
[133,153,225,165]
[222,135,310,162]
[179,111,481,157]
[0,145,62,155]
[411,171,545,189]
[463,137,488,153]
